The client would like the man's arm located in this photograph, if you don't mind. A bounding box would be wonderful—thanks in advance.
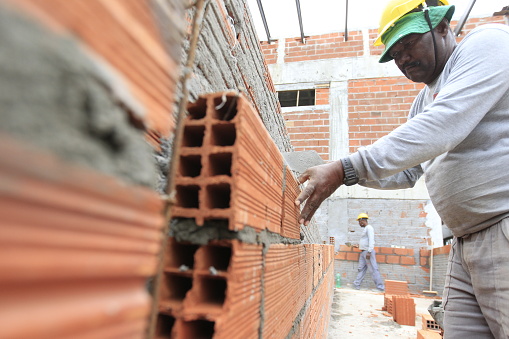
[295,160,344,225]
[367,226,375,253]
[359,165,423,190]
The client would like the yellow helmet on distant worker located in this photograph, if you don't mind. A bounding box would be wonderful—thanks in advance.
[357,213,369,220]
[374,0,450,46]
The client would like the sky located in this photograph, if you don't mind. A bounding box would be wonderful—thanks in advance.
[246,0,508,41]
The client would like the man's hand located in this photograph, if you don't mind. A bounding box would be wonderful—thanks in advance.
[294,160,344,225]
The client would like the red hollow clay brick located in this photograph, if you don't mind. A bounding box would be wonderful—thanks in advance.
[346,252,360,261]
[381,247,394,254]
[400,256,416,265]
[0,136,165,339]
[385,280,410,296]
[386,255,401,264]
[392,296,415,326]
[172,92,301,238]
[417,329,443,339]
[8,0,186,147]
[335,252,347,260]
[421,313,442,332]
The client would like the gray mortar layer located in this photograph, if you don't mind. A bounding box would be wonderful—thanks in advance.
[170,218,301,251]
[0,6,157,187]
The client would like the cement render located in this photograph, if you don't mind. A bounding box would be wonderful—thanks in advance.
[0,6,156,187]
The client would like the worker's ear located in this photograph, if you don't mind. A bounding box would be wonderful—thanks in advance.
[436,19,450,37]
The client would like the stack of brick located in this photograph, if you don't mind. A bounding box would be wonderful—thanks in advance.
[416,313,443,338]
[383,280,416,326]
[156,92,335,338]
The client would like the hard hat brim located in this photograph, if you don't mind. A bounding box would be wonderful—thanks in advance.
[378,5,455,63]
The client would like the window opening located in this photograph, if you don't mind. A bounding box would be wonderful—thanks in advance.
[278,89,315,107]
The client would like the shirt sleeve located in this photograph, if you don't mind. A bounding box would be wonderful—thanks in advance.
[367,226,375,253]
[359,165,423,190]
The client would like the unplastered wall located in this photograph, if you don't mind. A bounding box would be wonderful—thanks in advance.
[157,93,334,338]
[178,0,292,153]
[167,0,323,244]
[0,2,178,338]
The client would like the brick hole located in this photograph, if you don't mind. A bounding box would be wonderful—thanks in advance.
[156,314,175,338]
[175,185,200,208]
[210,123,236,146]
[165,238,199,269]
[187,97,207,120]
[179,154,202,177]
[160,273,193,303]
[179,319,215,338]
[196,245,232,272]
[209,153,232,176]
[205,184,230,209]
[196,276,227,306]
[182,125,205,147]
[212,95,238,121]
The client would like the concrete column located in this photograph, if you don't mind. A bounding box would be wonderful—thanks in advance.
[329,81,349,161]
[276,37,285,64]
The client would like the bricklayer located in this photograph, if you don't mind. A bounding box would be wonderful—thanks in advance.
[172,92,301,238]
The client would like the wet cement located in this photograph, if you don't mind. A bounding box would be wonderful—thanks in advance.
[0,5,157,187]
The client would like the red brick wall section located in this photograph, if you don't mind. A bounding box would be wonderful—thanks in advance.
[10,0,186,148]
[0,136,165,339]
[284,31,363,62]
[260,40,278,65]
[348,77,424,153]
[282,108,330,161]
[159,92,335,338]
[336,245,416,266]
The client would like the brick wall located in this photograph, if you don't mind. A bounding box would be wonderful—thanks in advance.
[282,107,331,161]
[156,93,335,338]
[334,244,451,295]
[348,77,424,152]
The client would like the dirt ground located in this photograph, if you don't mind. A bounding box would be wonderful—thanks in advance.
[328,287,441,339]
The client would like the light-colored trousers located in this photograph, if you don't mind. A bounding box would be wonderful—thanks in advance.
[353,249,384,290]
[443,217,509,338]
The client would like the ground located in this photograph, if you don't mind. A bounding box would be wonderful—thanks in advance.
[328,287,441,338]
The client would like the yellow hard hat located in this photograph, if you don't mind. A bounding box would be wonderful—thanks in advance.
[357,213,369,220]
[374,0,449,46]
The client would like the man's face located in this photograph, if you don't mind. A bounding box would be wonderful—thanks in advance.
[358,218,368,227]
[388,31,439,84]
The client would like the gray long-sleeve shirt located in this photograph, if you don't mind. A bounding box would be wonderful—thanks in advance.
[349,24,509,237]
[359,225,375,253]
